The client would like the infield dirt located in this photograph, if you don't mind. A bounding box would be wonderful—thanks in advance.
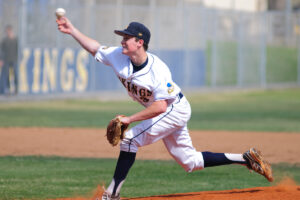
[52,178,300,200]
[0,127,299,200]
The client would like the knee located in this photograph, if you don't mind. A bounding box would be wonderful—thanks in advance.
[176,152,205,173]
[120,138,139,153]
[181,161,204,173]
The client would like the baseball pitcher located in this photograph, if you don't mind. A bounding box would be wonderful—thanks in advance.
[56,16,273,200]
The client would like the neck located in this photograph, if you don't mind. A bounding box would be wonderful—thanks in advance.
[130,51,147,66]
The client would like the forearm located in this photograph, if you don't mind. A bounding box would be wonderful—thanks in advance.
[57,17,100,56]
[128,100,167,123]
[71,28,100,56]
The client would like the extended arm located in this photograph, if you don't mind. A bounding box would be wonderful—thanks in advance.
[120,100,168,125]
[56,17,100,56]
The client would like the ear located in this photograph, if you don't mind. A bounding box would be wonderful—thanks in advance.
[137,39,144,48]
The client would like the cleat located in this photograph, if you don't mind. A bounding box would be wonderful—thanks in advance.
[243,148,274,182]
[101,191,120,200]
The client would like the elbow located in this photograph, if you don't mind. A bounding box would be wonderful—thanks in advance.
[91,50,97,57]
[157,102,168,114]
[159,106,167,114]
[152,100,168,117]
[90,43,101,56]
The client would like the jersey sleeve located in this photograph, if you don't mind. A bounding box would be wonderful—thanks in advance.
[94,46,119,66]
[152,67,181,103]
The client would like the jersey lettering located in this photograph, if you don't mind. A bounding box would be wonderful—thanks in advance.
[127,81,131,92]
[131,84,138,95]
[139,88,146,96]
[139,88,152,102]
[120,78,126,88]
[119,77,152,102]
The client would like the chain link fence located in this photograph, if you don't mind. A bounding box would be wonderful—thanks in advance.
[0,0,299,96]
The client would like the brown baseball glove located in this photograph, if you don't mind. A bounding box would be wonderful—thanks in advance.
[106,115,128,146]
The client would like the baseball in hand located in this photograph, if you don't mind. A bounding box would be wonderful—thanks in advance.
[55,8,66,19]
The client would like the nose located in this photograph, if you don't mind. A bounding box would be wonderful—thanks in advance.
[121,39,126,45]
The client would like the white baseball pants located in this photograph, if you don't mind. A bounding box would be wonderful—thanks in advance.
[120,96,204,172]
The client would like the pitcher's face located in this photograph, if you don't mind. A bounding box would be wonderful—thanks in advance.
[121,35,142,55]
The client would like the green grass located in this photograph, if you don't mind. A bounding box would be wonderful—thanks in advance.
[0,88,300,132]
[205,41,238,86]
[0,156,299,199]
[266,45,298,83]
[0,100,142,128]
[188,88,300,132]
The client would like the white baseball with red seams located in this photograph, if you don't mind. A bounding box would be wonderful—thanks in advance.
[95,46,204,172]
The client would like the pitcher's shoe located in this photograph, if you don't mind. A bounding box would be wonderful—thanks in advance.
[243,148,274,182]
[101,191,120,200]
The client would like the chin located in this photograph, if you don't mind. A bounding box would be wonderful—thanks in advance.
[122,49,129,55]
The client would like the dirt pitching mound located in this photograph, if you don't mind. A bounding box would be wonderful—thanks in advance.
[129,178,300,200]
[51,178,300,200]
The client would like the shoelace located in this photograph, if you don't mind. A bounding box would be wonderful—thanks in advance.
[102,192,109,200]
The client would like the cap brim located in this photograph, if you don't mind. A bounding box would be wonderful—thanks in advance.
[114,30,135,37]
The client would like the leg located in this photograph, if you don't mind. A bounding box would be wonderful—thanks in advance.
[163,129,273,181]
[103,108,181,199]
[0,66,4,94]
[162,126,204,172]
[7,64,12,93]
[164,125,246,172]
[0,63,9,94]
[102,151,136,200]
[197,148,273,182]
[12,62,18,94]
[202,152,246,167]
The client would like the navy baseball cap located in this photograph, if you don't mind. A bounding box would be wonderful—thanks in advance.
[114,22,151,45]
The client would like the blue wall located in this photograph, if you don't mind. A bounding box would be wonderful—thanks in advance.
[18,48,205,95]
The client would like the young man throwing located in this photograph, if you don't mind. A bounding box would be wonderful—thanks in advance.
[56,17,273,200]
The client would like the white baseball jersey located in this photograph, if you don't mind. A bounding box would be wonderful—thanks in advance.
[95,46,181,107]
[95,46,204,172]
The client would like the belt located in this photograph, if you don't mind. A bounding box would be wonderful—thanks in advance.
[179,92,184,99]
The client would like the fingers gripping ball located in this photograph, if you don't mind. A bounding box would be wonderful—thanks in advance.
[55,8,66,19]
[106,116,128,146]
